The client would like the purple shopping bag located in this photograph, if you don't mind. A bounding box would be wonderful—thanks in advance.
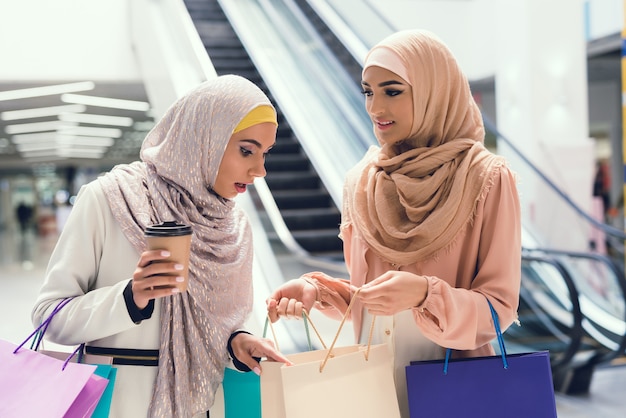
[0,339,108,417]
[405,301,557,418]
[0,298,108,417]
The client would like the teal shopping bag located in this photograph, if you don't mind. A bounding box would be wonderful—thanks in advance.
[92,364,117,418]
[223,312,323,418]
[223,367,260,418]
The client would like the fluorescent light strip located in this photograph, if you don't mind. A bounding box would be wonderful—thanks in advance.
[19,145,107,156]
[60,147,106,155]
[5,121,78,134]
[1,104,86,121]
[56,136,114,147]
[0,81,95,101]
[11,134,115,146]
[16,143,61,152]
[58,125,122,138]
[61,93,150,111]
[21,153,65,161]
[11,132,57,143]
[58,113,133,127]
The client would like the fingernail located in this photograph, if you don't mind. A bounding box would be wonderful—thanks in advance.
[171,288,180,294]
[161,251,171,257]
[176,276,185,282]
[174,264,184,270]
[253,367,261,376]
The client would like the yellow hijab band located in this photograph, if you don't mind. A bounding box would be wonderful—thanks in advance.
[233,105,278,133]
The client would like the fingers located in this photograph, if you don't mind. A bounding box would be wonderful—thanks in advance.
[274,297,304,320]
[231,334,293,375]
[132,250,186,308]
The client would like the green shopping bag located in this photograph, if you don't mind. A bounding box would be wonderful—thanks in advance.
[223,367,261,418]
[92,364,117,418]
[223,312,323,418]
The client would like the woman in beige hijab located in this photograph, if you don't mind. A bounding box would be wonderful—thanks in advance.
[32,74,290,417]
[267,30,521,417]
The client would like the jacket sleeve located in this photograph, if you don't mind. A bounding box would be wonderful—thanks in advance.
[31,182,144,346]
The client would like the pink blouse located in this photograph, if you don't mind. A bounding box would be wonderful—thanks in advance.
[304,164,521,359]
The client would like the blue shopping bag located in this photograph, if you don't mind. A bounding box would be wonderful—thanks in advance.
[405,300,557,418]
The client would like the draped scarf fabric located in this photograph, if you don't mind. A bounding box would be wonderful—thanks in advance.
[346,30,505,265]
[98,75,275,417]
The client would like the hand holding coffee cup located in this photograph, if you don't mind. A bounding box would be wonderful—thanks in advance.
[144,221,193,292]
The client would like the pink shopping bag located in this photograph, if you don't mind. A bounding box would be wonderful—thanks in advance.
[0,339,108,417]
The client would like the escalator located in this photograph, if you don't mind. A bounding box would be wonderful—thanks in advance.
[184,0,344,261]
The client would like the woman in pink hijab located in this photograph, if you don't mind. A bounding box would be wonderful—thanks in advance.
[267,29,521,417]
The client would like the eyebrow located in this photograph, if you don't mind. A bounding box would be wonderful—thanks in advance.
[240,139,275,150]
[361,80,405,87]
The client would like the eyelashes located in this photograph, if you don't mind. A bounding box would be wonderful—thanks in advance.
[360,89,404,97]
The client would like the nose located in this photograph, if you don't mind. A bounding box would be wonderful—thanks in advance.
[250,158,267,178]
[367,95,384,118]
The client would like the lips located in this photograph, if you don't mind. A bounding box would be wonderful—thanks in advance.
[235,183,248,193]
[375,120,394,130]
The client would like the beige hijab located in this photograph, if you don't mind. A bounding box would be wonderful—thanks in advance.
[345,29,505,265]
[98,75,276,417]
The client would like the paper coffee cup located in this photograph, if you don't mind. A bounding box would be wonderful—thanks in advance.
[144,221,193,292]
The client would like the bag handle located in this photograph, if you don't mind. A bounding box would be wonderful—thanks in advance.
[319,287,377,373]
[443,299,508,375]
[15,297,83,370]
[264,310,328,353]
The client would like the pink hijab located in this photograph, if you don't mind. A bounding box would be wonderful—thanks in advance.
[344,29,505,265]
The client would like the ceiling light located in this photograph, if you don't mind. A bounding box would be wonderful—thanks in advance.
[1,104,86,121]
[61,93,150,111]
[58,149,106,159]
[58,126,122,138]
[5,121,77,134]
[16,143,61,152]
[0,81,95,101]
[11,132,58,143]
[20,151,65,160]
[56,136,114,147]
[58,113,133,126]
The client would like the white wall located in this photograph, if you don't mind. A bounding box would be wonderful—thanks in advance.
[0,0,621,84]
[365,0,621,80]
[0,0,141,81]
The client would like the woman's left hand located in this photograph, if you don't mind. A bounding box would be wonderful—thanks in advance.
[358,271,428,315]
[230,333,292,375]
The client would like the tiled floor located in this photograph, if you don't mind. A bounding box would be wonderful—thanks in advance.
[1,225,625,417]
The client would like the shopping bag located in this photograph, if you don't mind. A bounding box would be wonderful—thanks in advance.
[405,300,557,418]
[91,364,117,418]
[0,339,107,417]
[260,290,401,418]
[38,348,116,418]
[222,312,322,418]
[223,367,261,418]
[0,298,109,417]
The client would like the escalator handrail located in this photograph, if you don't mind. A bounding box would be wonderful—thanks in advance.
[253,178,348,273]
[520,252,584,370]
[524,246,626,364]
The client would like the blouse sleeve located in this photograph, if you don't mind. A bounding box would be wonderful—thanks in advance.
[31,182,143,346]
[414,164,522,350]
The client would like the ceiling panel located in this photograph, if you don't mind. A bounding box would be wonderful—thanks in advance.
[0,81,155,174]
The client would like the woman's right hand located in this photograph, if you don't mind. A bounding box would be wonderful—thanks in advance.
[132,250,185,309]
[266,278,318,323]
